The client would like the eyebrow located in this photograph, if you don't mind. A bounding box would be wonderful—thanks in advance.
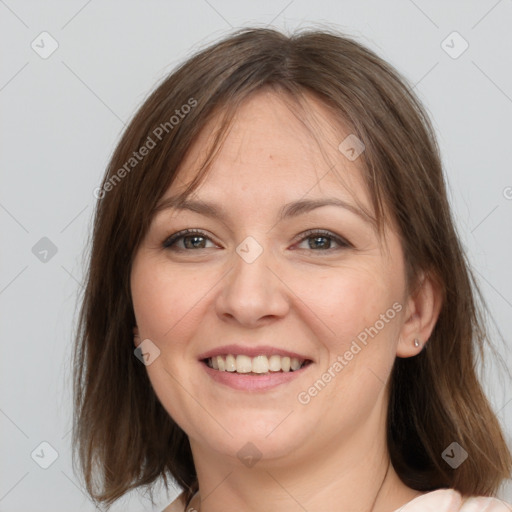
[154,195,376,229]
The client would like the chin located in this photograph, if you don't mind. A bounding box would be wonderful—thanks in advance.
[187,410,315,465]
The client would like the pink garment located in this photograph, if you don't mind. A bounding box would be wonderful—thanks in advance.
[393,489,511,511]
[162,489,512,512]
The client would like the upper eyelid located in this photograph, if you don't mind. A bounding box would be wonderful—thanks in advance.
[163,229,217,246]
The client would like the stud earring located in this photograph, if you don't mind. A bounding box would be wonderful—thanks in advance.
[414,338,420,347]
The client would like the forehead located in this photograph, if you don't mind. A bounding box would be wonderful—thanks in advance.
[167,89,370,212]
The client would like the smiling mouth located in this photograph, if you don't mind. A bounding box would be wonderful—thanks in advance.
[204,354,313,374]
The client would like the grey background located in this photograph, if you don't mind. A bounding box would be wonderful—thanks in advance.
[1,1,511,510]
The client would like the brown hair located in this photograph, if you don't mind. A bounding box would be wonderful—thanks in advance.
[72,27,511,508]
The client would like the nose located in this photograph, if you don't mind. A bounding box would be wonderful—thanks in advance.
[215,240,290,327]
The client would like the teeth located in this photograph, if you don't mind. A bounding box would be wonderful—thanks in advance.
[206,354,307,373]
[225,354,236,372]
[290,357,301,371]
[235,355,252,373]
[268,355,281,371]
[252,355,269,373]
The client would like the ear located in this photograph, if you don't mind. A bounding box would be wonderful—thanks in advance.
[133,326,141,347]
[396,271,443,358]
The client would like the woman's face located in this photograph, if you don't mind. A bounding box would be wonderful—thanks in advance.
[131,90,412,466]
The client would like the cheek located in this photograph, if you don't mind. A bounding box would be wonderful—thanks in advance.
[289,264,401,351]
[130,256,211,429]
[300,273,401,423]
[131,255,210,341]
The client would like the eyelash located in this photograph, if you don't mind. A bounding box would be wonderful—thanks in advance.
[162,228,351,254]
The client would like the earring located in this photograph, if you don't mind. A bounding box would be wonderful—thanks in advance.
[414,338,420,347]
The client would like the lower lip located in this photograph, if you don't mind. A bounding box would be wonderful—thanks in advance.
[201,361,312,391]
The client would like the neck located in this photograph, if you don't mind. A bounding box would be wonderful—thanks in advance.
[188,408,421,512]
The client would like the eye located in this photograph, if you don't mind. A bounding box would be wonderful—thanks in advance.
[162,228,352,253]
[162,229,217,251]
[293,229,351,252]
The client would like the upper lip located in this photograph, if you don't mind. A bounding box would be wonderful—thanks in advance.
[198,344,313,362]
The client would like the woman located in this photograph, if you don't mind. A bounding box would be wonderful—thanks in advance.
[73,28,512,511]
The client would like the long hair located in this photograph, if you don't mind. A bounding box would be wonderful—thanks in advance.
[72,27,512,507]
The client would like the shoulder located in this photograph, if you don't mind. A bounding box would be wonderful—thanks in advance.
[163,489,512,512]
[460,495,512,511]
[396,488,512,512]
[161,491,188,512]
